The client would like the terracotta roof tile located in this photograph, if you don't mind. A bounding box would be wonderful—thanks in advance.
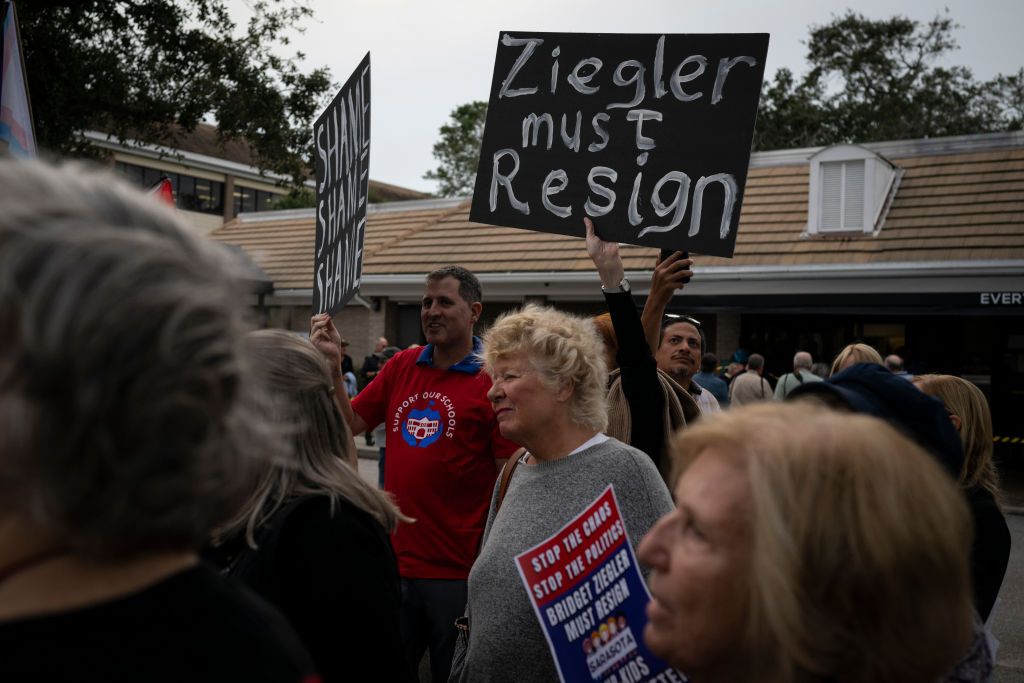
[210,143,1024,288]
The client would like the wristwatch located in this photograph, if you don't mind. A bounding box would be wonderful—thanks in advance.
[601,277,631,293]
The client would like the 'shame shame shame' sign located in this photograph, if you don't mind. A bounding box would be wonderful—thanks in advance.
[313,52,371,315]
[471,32,768,257]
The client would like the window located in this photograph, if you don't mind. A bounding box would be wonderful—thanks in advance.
[234,186,256,215]
[820,160,864,232]
[806,145,898,236]
[193,178,224,214]
[234,186,284,216]
[113,162,223,215]
[256,189,277,212]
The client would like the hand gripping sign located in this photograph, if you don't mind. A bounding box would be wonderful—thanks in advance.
[515,485,686,683]
[471,32,769,257]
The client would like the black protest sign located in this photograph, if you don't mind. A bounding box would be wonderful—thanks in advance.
[313,52,371,315]
[470,33,768,257]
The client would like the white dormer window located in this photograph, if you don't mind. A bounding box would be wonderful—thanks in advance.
[807,145,899,236]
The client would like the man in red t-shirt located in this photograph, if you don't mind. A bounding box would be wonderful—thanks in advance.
[311,265,517,683]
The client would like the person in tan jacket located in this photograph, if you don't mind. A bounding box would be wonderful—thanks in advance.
[729,353,773,405]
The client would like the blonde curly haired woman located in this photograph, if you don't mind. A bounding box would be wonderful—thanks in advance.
[452,305,674,682]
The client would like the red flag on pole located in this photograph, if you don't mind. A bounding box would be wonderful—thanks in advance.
[147,176,175,206]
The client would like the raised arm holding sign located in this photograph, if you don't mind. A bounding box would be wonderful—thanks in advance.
[471,32,768,257]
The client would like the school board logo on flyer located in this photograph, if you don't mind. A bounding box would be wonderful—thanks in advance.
[393,393,459,448]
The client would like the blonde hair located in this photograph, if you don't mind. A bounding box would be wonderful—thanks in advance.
[830,342,883,375]
[915,374,1001,504]
[670,403,973,683]
[483,304,608,432]
[215,330,407,547]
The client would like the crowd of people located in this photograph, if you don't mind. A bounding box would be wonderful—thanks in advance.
[0,161,1012,683]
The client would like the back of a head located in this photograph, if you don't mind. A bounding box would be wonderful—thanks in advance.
[747,354,764,371]
[830,343,883,375]
[244,329,346,454]
[884,354,904,371]
[670,403,973,683]
[230,329,403,537]
[810,362,830,379]
[591,312,618,367]
[792,351,812,370]
[0,160,269,558]
[916,374,998,495]
[700,352,718,374]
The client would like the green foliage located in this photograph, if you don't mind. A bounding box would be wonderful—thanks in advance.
[423,100,488,197]
[19,0,334,185]
[755,11,1023,150]
[271,187,315,210]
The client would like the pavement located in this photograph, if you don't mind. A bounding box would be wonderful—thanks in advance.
[355,448,1024,680]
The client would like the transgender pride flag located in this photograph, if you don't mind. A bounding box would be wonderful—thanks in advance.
[0,1,35,158]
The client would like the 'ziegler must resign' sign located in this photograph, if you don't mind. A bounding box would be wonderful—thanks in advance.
[313,52,371,315]
[471,32,768,257]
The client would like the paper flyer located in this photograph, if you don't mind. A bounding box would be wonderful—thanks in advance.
[514,485,686,683]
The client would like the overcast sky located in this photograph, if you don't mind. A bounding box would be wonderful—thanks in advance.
[233,0,1023,194]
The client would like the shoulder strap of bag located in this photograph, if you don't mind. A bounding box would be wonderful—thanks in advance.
[495,447,526,515]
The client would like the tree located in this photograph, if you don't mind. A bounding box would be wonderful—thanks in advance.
[19,1,334,185]
[270,187,315,210]
[755,12,1023,150]
[423,100,487,197]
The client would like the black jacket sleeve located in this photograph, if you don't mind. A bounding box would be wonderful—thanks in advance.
[604,290,666,465]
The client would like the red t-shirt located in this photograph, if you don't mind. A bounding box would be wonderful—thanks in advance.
[351,340,519,579]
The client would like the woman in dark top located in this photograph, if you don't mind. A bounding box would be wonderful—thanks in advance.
[0,161,315,682]
[212,329,413,683]
[915,374,1011,623]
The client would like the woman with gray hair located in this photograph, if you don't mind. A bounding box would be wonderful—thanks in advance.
[450,304,673,682]
[210,329,413,683]
[0,162,314,681]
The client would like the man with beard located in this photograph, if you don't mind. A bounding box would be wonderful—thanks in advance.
[655,316,722,414]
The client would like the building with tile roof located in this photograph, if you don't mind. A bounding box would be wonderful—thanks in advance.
[84,123,427,234]
[211,130,1024,446]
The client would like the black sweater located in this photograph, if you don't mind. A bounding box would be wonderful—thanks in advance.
[226,495,413,683]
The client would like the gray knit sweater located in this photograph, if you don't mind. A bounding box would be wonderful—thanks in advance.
[460,437,674,683]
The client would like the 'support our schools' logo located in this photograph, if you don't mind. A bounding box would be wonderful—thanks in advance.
[403,401,442,448]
